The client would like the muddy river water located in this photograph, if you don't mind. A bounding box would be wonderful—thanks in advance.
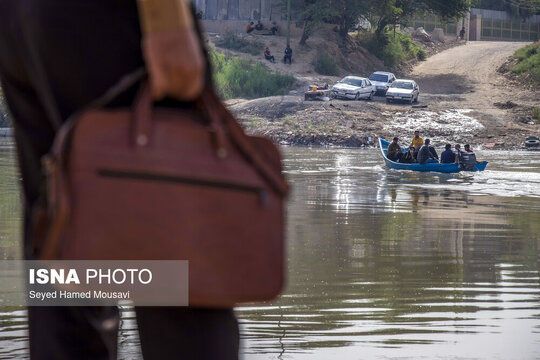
[1,144,539,359]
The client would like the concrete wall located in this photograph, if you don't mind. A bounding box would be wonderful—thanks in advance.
[470,8,540,23]
[469,14,481,41]
[195,0,283,20]
[200,19,304,36]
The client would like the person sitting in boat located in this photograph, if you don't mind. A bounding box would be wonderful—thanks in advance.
[428,144,439,161]
[454,144,465,164]
[440,144,455,163]
[462,144,478,170]
[387,137,403,162]
[417,139,438,164]
[400,145,417,163]
[410,130,424,151]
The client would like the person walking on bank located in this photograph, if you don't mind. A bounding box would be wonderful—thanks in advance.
[0,0,240,359]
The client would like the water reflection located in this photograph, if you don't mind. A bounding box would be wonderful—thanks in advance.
[0,145,539,359]
[239,147,540,359]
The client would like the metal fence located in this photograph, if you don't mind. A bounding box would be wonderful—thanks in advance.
[480,17,539,41]
[405,13,459,35]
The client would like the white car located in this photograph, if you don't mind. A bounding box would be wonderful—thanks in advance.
[331,76,375,100]
[368,71,396,95]
[385,79,419,104]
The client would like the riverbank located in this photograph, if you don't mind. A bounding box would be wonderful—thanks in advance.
[229,41,540,150]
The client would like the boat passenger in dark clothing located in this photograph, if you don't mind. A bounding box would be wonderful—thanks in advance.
[417,139,438,164]
[461,144,478,170]
[387,137,402,162]
[440,144,455,163]
[428,145,438,161]
[401,146,417,163]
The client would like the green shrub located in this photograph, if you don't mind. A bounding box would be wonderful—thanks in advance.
[533,107,540,124]
[216,31,263,56]
[359,30,426,67]
[417,48,427,61]
[381,39,404,67]
[0,88,10,127]
[312,50,339,76]
[511,42,540,85]
[514,42,539,62]
[210,48,295,99]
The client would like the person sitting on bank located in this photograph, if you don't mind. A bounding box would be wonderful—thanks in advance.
[255,20,264,31]
[417,139,438,164]
[270,21,279,35]
[246,21,255,33]
[264,47,275,63]
[440,144,455,163]
[284,45,293,64]
[387,137,402,162]
[400,145,417,163]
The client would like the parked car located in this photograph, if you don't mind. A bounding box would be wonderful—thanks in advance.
[385,79,419,104]
[368,71,396,95]
[331,76,375,100]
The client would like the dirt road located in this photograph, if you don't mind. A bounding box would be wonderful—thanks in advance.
[410,41,539,147]
[414,41,535,111]
[231,41,540,149]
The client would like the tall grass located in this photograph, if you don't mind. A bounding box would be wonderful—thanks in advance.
[532,106,540,124]
[210,48,296,99]
[0,88,10,127]
[360,30,427,67]
[511,42,540,85]
[215,31,263,56]
[312,50,339,76]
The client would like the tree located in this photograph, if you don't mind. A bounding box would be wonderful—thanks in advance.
[297,0,331,45]
[331,0,371,41]
[368,0,474,40]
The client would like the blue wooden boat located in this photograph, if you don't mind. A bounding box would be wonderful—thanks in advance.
[379,138,488,173]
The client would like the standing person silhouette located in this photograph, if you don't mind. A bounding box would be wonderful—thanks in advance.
[0,0,238,359]
[284,45,293,64]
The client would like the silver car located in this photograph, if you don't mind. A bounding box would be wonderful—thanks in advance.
[368,71,396,95]
[331,76,375,100]
[385,79,419,104]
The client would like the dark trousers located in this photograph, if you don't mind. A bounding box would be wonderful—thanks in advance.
[284,55,292,64]
[387,152,402,162]
[0,1,239,359]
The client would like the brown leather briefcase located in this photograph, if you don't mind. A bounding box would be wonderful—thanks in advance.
[35,71,288,307]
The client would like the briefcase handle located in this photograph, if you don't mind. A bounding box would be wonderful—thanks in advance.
[131,79,289,197]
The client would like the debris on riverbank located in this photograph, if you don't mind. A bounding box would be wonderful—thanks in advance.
[229,41,539,150]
